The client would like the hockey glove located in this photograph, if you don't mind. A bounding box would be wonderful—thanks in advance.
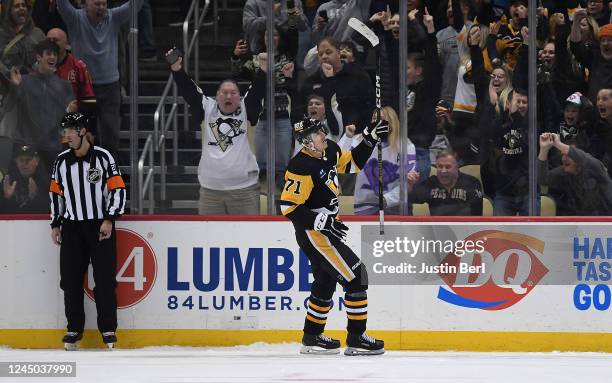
[362,119,390,147]
[314,213,349,240]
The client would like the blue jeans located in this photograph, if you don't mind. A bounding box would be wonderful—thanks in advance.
[256,118,292,186]
[493,193,540,216]
[138,0,156,56]
[93,82,121,158]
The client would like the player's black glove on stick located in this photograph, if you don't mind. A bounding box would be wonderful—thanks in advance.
[314,213,349,240]
[362,118,389,147]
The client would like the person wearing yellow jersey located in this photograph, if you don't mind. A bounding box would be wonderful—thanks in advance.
[281,116,387,356]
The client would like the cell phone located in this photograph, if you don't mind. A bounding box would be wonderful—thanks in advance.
[318,9,328,20]
[287,0,295,9]
[518,17,528,29]
[165,46,183,65]
[239,33,248,45]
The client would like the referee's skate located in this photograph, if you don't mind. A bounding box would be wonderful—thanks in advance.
[62,332,83,351]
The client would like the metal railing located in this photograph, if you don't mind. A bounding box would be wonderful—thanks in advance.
[183,0,211,84]
[152,77,178,202]
[129,0,139,211]
[144,0,210,212]
[138,134,155,214]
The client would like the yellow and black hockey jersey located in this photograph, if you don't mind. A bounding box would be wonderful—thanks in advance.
[281,139,374,230]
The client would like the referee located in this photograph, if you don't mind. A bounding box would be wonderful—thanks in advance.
[49,112,126,350]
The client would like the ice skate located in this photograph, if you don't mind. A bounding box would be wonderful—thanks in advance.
[344,332,385,356]
[62,332,82,351]
[300,333,340,355]
[102,332,117,350]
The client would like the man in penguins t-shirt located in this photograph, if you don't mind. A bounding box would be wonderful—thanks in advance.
[169,53,266,214]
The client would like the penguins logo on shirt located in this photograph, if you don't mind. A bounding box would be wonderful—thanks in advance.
[503,129,523,155]
[209,117,245,152]
[560,122,578,141]
[406,90,416,112]
[324,168,339,196]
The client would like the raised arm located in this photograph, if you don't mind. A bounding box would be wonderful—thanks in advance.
[422,13,442,105]
[55,0,79,25]
[169,56,205,122]
[469,26,490,106]
[513,35,529,91]
[243,1,267,46]
[569,9,593,69]
[336,120,389,174]
[538,133,554,187]
[243,69,266,126]
[407,171,429,204]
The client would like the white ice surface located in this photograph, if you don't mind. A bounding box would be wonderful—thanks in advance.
[0,343,610,383]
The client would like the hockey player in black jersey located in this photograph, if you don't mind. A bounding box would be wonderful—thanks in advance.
[281,117,388,356]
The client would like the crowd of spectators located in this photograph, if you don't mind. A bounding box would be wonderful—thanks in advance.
[232,0,612,217]
[0,0,144,214]
[0,0,611,217]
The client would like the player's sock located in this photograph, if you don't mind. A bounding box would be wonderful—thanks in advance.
[303,295,332,335]
[344,291,368,335]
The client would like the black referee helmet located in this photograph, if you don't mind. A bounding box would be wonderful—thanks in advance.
[60,112,96,146]
[60,112,94,134]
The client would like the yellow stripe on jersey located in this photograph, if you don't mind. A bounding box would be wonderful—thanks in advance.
[336,150,360,174]
[306,230,355,282]
[280,171,314,216]
[347,314,368,321]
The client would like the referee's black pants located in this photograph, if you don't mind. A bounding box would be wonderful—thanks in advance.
[59,220,117,333]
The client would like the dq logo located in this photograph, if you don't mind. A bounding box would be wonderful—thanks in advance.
[437,230,548,310]
[85,228,157,308]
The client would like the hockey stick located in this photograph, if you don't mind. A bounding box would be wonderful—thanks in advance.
[374,106,384,235]
[348,18,379,47]
[348,17,384,235]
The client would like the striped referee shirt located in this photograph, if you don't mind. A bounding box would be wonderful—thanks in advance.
[49,146,126,227]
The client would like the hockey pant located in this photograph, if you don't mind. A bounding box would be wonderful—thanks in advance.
[295,229,369,336]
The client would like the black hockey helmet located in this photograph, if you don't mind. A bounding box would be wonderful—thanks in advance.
[294,117,326,146]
